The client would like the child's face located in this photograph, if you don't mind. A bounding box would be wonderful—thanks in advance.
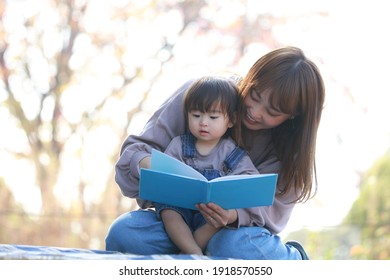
[188,104,233,144]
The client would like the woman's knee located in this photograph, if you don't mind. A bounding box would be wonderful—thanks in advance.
[105,213,131,252]
[105,210,178,255]
[207,227,299,260]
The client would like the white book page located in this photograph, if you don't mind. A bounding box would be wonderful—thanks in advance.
[210,173,275,182]
[150,149,206,181]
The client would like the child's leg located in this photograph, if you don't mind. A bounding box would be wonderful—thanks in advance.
[194,223,220,252]
[160,209,203,255]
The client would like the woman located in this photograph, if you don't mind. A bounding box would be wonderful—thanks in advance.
[106,46,325,259]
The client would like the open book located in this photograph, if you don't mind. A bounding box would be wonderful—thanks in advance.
[139,149,277,210]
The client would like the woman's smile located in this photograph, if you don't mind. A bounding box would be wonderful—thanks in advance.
[245,110,260,125]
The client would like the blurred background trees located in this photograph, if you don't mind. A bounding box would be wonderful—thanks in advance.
[287,151,390,259]
[342,150,390,259]
[0,0,389,259]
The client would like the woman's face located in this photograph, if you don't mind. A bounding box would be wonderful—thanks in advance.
[242,89,291,130]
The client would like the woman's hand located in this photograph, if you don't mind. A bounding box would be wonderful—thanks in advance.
[196,203,237,228]
[139,156,151,169]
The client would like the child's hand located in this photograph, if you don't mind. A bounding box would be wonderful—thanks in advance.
[196,203,237,228]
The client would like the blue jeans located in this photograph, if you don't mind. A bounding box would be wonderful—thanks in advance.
[105,209,303,259]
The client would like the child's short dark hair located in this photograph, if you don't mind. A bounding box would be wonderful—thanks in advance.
[184,76,239,122]
[183,76,242,144]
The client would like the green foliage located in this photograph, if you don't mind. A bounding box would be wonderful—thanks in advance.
[286,151,390,259]
[343,150,390,259]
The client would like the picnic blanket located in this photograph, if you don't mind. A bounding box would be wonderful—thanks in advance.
[0,244,220,260]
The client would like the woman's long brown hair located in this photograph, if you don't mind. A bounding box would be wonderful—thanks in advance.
[239,46,325,202]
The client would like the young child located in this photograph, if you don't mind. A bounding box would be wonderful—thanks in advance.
[155,76,258,255]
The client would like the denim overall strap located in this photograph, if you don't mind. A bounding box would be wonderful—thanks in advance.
[180,133,197,158]
[180,133,221,181]
[223,146,246,174]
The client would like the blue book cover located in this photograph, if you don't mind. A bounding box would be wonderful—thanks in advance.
[139,149,277,210]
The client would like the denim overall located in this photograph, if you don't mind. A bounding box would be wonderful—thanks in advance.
[180,133,246,180]
[155,133,246,231]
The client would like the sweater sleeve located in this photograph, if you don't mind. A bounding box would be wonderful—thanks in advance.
[233,153,298,234]
[114,80,194,207]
